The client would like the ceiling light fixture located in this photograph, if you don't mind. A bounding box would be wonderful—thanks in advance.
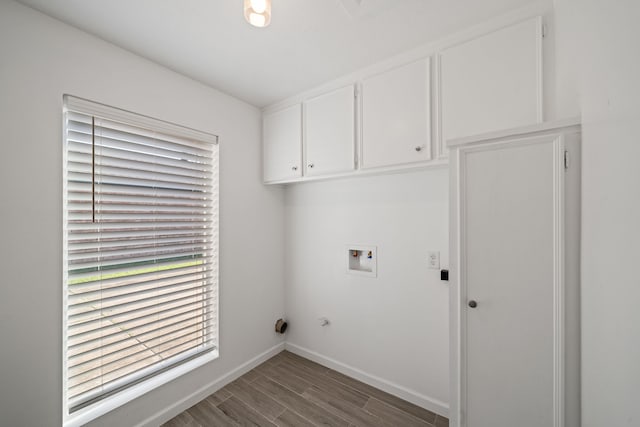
[244,0,271,28]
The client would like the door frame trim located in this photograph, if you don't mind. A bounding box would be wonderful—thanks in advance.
[448,122,579,426]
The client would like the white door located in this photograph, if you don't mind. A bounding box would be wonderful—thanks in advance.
[361,58,431,169]
[304,85,355,176]
[439,17,543,157]
[263,104,302,182]
[461,136,562,427]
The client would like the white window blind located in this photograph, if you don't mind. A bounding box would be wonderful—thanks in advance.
[62,96,219,417]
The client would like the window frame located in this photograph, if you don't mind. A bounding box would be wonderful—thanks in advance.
[62,95,219,427]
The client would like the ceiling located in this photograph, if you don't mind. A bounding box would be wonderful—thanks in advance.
[17,0,537,107]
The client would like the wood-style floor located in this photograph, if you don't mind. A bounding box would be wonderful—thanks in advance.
[162,351,448,427]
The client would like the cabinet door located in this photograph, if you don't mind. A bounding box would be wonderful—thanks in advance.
[304,85,355,177]
[438,17,543,157]
[263,104,302,182]
[361,58,431,169]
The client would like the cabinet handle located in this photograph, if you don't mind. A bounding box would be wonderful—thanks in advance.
[468,300,478,308]
[415,146,424,152]
[308,163,314,169]
[292,166,298,171]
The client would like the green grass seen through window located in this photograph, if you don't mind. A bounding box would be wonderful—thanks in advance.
[68,260,204,285]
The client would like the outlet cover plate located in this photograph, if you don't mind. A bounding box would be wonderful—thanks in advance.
[428,251,440,269]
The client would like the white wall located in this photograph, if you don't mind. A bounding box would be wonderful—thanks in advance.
[277,5,555,417]
[554,1,640,426]
[0,1,285,426]
[284,169,450,414]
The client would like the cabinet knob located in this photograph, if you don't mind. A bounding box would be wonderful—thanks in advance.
[468,300,478,308]
[308,163,314,169]
[415,146,423,152]
[292,166,298,171]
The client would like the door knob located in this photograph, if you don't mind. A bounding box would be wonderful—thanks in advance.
[468,300,478,308]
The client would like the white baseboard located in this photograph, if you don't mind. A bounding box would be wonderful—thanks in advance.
[285,342,449,418]
[135,340,448,425]
[135,342,286,427]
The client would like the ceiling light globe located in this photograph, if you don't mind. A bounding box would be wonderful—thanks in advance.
[249,13,266,27]
[250,0,267,14]
[244,0,271,27]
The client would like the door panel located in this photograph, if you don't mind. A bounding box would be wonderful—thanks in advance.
[361,58,431,168]
[463,138,555,427]
[305,85,355,176]
[440,18,542,156]
[263,104,302,182]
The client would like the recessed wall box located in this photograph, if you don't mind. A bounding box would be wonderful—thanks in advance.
[346,245,377,277]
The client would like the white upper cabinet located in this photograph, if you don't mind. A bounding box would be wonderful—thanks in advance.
[361,58,431,169]
[263,104,302,183]
[304,85,355,177]
[438,17,543,157]
[262,16,546,183]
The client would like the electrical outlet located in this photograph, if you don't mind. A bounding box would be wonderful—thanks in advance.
[428,251,440,269]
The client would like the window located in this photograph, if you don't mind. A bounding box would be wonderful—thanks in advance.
[62,96,218,425]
